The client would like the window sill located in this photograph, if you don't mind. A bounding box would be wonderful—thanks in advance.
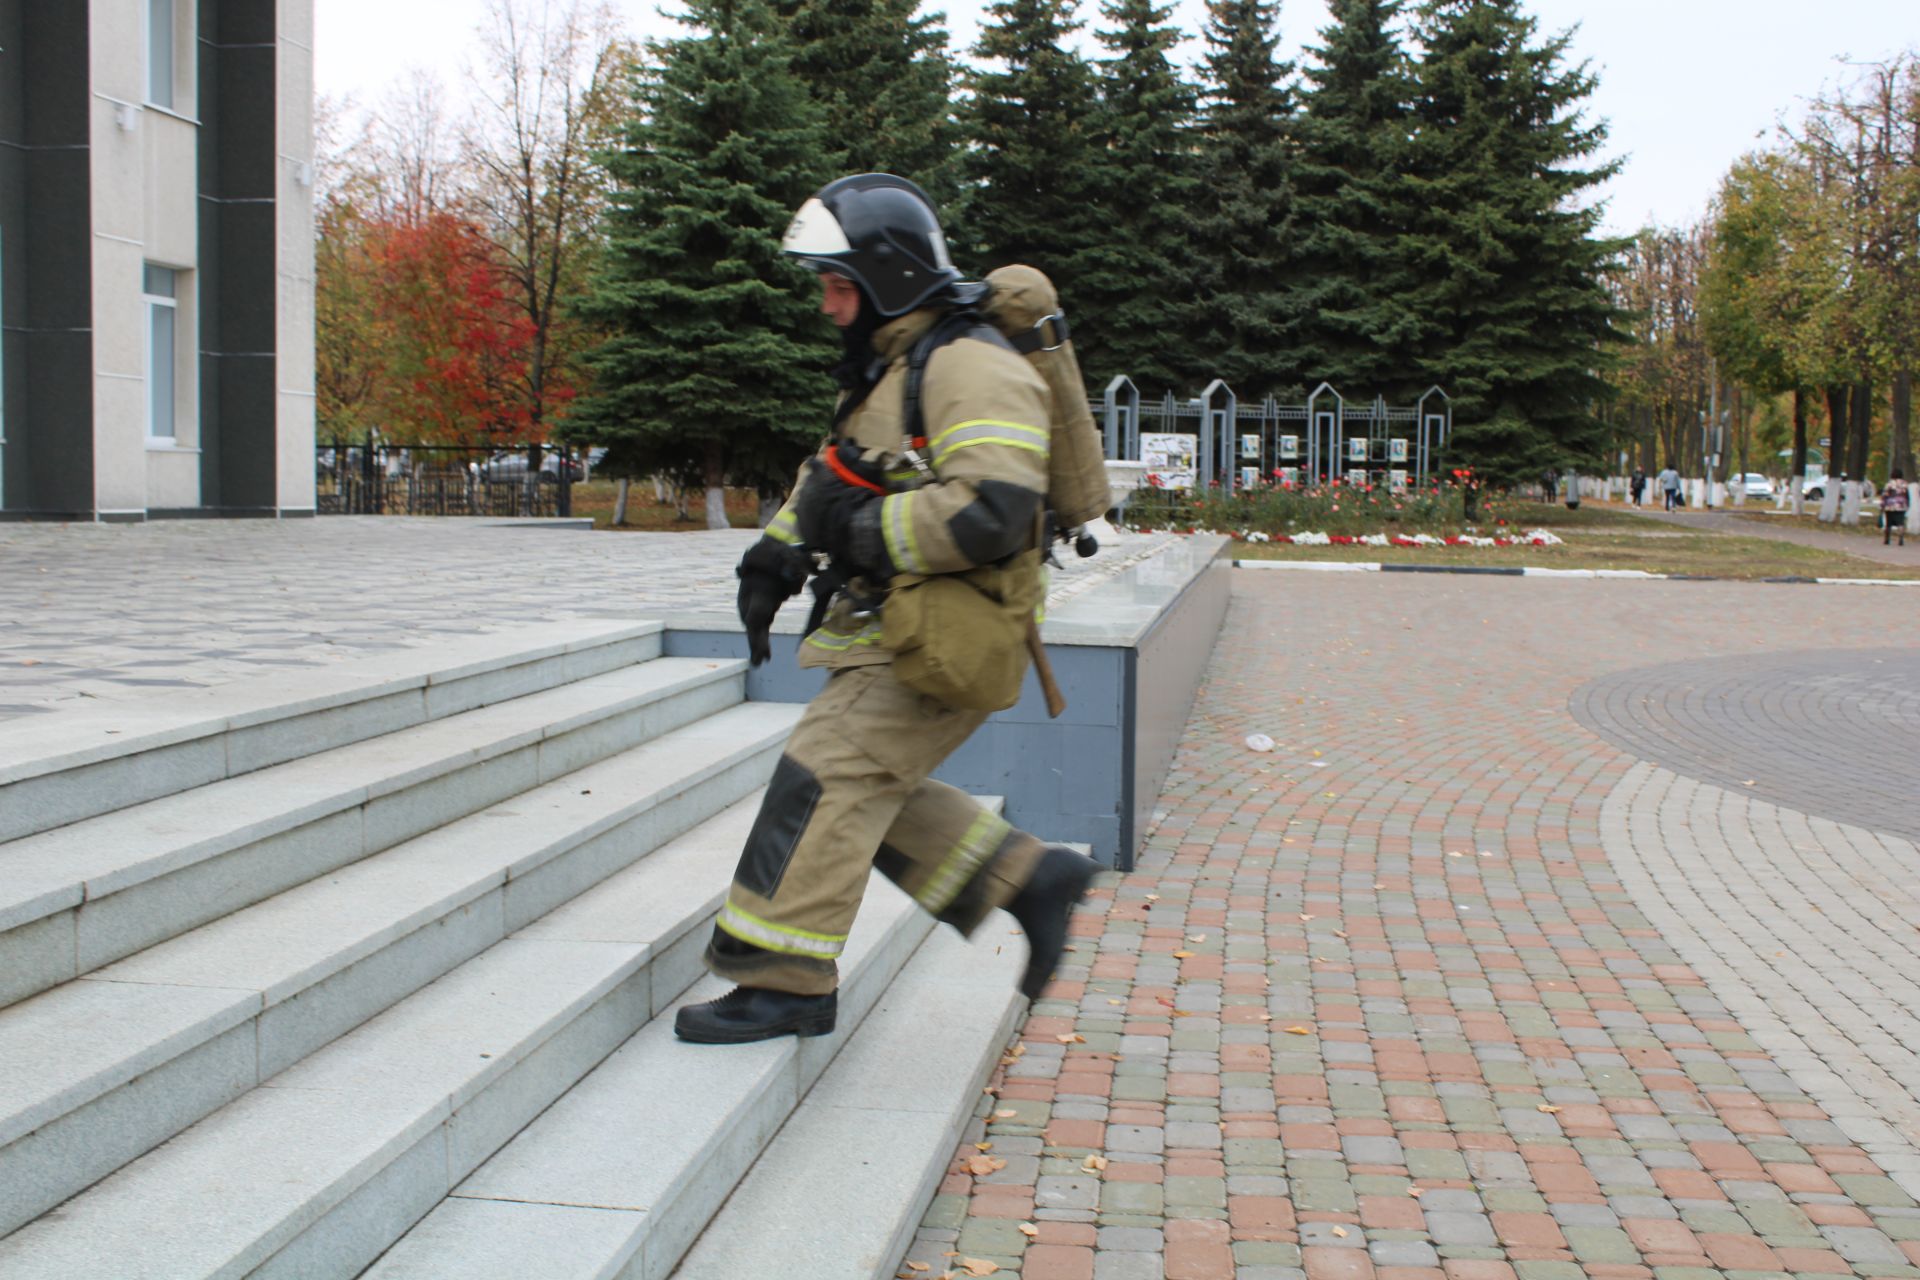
[146,441,200,453]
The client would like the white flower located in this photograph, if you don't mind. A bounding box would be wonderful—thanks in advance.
[1292,531,1331,545]
[1523,529,1563,546]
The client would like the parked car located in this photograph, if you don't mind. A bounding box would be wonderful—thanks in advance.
[1734,473,1774,499]
[469,449,584,484]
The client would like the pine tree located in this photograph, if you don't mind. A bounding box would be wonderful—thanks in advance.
[1075,0,1203,396]
[1402,0,1628,485]
[562,0,836,528]
[959,0,1106,296]
[1288,0,1424,399]
[1191,0,1298,397]
[773,0,961,208]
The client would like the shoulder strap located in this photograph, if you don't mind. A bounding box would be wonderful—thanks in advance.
[903,311,1011,450]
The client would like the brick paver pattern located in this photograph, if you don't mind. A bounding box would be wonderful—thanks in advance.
[906,572,1920,1280]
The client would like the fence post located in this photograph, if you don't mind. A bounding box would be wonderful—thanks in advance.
[558,447,573,519]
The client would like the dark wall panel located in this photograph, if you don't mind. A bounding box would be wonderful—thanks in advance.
[1,0,95,516]
[198,0,279,512]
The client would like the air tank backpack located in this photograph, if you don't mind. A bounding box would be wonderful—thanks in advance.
[879,265,1110,714]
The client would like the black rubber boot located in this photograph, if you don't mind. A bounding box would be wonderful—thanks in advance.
[1006,845,1100,1001]
[674,986,837,1044]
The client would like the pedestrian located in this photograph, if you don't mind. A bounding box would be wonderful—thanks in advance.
[1882,469,1908,547]
[1658,464,1681,511]
[1541,468,1558,503]
[674,173,1100,1045]
[1630,468,1647,507]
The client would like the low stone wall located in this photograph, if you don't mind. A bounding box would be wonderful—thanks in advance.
[665,534,1230,869]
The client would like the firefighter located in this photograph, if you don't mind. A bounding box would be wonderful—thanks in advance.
[674,174,1101,1044]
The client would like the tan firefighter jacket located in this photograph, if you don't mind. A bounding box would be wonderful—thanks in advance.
[764,307,1051,671]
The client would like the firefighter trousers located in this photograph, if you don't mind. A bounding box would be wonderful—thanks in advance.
[704,662,1046,996]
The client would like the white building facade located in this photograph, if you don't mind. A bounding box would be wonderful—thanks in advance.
[1,0,315,520]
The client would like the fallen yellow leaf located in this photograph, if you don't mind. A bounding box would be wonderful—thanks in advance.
[965,1155,1007,1176]
[1018,1223,1039,1238]
[1172,950,1195,959]
[1409,1186,1424,1197]
[994,1109,1017,1119]
[975,1142,993,1152]
[904,1265,930,1275]
[1284,1026,1313,1035]
[958,1258,999,1277]
[1188,934,1206,942]
[1055,1033,1086,1044]
[1108,998,1125,1006]
[1536,1104,1561,1114]
[1083,1153,1109,1172]
[1332,1226,1348,1238]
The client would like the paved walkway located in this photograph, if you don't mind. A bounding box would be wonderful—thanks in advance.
[11,522,1920,1280]
[910,570,1920,1280]
[1622,506,1914,569]
[0,517,1163,721]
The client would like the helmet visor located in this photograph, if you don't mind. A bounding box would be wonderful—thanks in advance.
[782,198,851,256]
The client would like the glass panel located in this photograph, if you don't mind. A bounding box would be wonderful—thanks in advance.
[143,264,176,298]
[149,301,175,439]
[148,0,174,109]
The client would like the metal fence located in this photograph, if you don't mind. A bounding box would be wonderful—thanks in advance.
[316,442,580,518]
[1094,379,1453,493]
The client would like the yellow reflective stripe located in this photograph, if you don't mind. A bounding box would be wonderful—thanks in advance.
[917,809,1011,916]
[882,492,928,574]
[803,622,883,653]
[717,903,847,958]
[767,510,801,544]
[928,421,1050,467]
[928,418,1049,451]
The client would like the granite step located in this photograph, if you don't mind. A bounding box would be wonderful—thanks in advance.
[360,805,1014,1280]
[0,791,920,1280]
[0,619,661,845]
[0,702,802,1241]
[672,925,1027,1280]
[0,653,745,1010]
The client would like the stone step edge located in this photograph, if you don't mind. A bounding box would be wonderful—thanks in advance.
[672,924,1027,1280]
[0,853,932,1280]
[0,657,744,943]
[0,620,665,844]
[0,705,801,1227]
[360,804,1012,1280]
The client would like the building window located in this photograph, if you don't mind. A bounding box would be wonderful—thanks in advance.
[145,265,178,441]
[147,0,174,109]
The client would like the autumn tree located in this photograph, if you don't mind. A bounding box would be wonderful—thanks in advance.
[464,0,631,447]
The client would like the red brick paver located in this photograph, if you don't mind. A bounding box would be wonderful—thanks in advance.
[901,571,1920,1279]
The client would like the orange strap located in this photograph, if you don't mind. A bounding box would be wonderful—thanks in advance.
[823,445,887,495]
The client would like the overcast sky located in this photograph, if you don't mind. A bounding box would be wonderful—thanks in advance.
[314,0,1917,240]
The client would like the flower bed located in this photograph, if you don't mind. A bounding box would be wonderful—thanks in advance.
[1164,528,1566,548]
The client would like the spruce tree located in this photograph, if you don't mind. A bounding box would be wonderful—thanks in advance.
[563,0,836,528]
[1076,0,1204,396]
[774,0,961,208]
[959,0,1105,297]
[1191,0,1298,397]
[1288,0,1424,398]
[1402,0,1628,485]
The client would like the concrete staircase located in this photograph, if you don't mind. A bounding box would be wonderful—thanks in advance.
[0,621,1028,1280]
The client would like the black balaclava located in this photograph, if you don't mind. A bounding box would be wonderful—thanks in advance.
[829,279,888,431]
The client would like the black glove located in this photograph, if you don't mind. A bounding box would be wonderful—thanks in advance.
[736,536,810,667]
[794,444,891,579]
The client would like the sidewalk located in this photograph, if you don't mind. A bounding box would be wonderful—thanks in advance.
[910,570,1920,1280]
[1623,504,1913,568]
